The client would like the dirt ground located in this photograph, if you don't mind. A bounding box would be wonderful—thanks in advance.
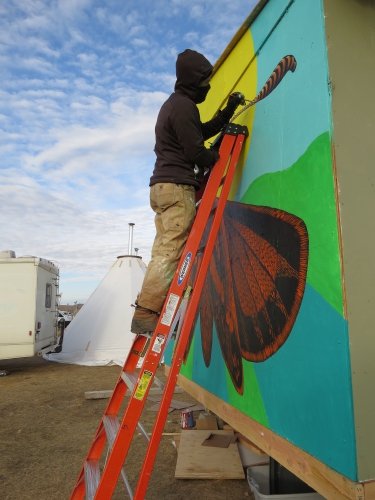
[0,356,253,500]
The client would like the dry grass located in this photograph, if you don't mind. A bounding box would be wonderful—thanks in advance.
[0,356,252,500]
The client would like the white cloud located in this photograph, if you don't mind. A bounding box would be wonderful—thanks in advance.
[0,0,259,301]
[0,181,155,300]
[22,90,166,179]
[183,31,199,44]
[131,38,149,48]
[27,37,60,58]
[19,56,58,75]
[77,52,98,64]
[190,5,204,19]
[19,89,66,99]
[57,0,92,19]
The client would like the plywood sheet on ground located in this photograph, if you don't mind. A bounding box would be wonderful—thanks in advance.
[175,430,244,479]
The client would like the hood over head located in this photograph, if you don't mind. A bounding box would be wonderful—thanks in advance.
[174,49,213,103]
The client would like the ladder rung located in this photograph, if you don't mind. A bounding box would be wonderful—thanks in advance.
[197,245,205,256]
[103,416,134,498]
[137,422,150,443]
[121,371,139,391]
[103,414,150,447]
[84,460,100,500]
[153,377,165,391]
[219,174,227,186]
[209,206,217,217]
[103,415,119,448]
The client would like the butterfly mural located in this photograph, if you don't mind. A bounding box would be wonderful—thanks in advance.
[184,200,309,395]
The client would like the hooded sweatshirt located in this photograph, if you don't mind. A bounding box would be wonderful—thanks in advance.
[150,49,235,189]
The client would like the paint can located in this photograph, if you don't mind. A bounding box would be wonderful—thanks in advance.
[180,410,194,429]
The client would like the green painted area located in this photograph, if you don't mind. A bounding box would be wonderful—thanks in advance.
[180,335,194,379]
[226,360,269,427]
[242,132,344,316]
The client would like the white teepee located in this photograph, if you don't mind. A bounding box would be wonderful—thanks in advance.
[44,254,146,366]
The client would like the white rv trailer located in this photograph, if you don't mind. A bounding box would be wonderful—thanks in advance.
[0,250,59,360]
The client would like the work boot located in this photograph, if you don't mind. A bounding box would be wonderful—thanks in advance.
[131,305,159,335]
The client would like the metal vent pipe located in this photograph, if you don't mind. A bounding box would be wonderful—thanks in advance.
[128,223,135,255]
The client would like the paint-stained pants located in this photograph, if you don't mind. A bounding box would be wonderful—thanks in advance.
[137,183,196,313]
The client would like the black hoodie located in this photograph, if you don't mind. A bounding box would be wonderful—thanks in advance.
[150,49,234,189]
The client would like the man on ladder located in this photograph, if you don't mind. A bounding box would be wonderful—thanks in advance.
[131,48,244,336]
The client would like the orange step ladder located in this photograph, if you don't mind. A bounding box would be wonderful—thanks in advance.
[70,122,248,500]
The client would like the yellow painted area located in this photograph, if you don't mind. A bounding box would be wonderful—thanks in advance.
[198,29,257,200]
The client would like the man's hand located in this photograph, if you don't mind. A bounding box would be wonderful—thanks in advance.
[227,92,245,112]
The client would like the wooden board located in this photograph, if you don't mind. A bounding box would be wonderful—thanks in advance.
[236,433,265,455]
[147,398,196,413]
[223,425,265,454]
[196,417,218,430]
[166,367,374,500]
[174,434,181,453]
[363,481,375,499]
[175,430,244,479]
[84,386,184,399]
[237,442,270,468]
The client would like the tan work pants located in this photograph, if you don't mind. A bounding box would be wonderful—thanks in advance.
[137,183,196,313]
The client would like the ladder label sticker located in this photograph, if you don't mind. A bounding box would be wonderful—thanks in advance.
[161,293,180,326]
[177,252,192,286]
[134,370,153,401]
[152,334,166,353]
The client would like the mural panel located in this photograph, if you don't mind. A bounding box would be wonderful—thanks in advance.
[165,0,357,481]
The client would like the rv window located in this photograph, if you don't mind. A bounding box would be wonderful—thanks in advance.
[45,283,52,308]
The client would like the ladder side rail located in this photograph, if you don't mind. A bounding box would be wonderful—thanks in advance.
[103,336,151,420]
[92,134,238,500]
[132,133,246,500]
[70,423,109,500]
[70,478,86,500]
[69,335,150,500]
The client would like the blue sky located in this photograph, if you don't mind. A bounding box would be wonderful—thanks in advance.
[0,0,257,303]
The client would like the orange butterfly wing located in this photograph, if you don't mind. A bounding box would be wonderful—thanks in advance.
[184,201,308,395]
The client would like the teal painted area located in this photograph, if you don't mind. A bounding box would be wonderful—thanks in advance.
[250,0,292,51]
[180,334,194,379]
[242,132,344,316]
[236,0,331,200]
[163,335,173,366]
[163,329,194,379]
[253,284,357,480]
[191,318,230,403]
[226,358,269,428]
[173,317,268,423]
[189,319,268,425]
